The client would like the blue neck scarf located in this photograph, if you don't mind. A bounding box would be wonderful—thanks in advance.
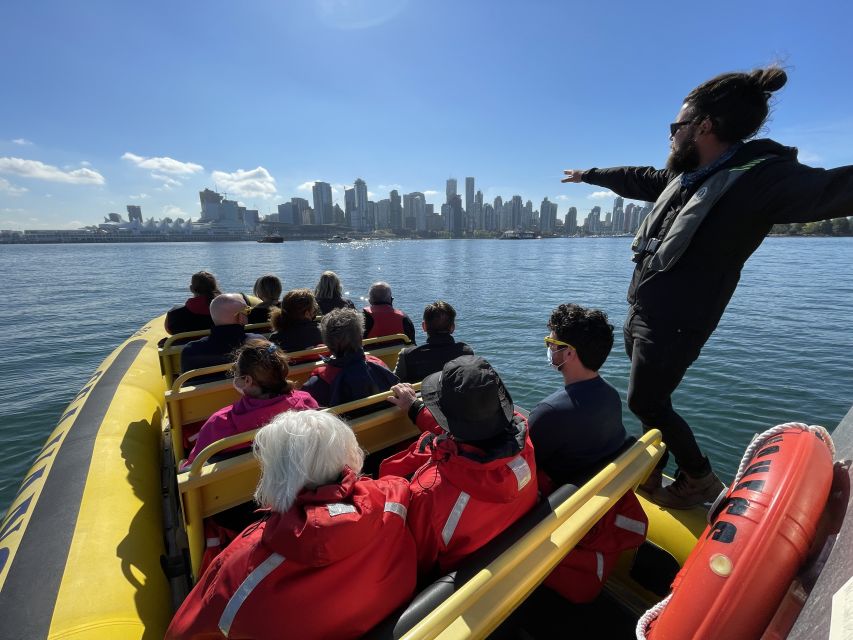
[680,142,743,189]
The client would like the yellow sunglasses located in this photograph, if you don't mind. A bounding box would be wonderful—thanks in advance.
[544,336,574,350]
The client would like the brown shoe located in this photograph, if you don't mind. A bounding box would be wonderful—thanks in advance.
[650,470,726,509]
[638,467,663,494]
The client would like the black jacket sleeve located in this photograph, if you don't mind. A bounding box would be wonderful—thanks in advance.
[583,166,673,202]
[760,161,853,224]
[402,315,417,345]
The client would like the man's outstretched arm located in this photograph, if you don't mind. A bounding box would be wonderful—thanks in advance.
[562,166,673,202]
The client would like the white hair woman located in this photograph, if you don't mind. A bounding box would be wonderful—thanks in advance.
[167,410,417,640]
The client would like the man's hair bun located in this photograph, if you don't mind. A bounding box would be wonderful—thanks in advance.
[750,66,787,94]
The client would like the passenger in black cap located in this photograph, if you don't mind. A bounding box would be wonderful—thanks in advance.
[380,355,538,578]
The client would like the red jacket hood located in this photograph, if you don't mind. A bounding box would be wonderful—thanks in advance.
[385,416,536,504]
[262,469,411,566]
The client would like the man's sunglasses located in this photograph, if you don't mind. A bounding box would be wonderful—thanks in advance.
[544,336,574,350]
[669,120,693,137]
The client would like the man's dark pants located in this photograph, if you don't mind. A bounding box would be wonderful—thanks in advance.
[623,308,710,477]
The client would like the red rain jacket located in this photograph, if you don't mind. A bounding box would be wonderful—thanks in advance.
[166,470,417,640]
[380,408,538,576]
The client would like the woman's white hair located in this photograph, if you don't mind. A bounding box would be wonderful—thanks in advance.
[253,410,364,513]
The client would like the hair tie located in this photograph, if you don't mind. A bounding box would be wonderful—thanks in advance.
[267,343,277,354]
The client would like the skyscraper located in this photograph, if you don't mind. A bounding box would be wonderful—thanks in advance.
[540,197,558,233]
[474,190,484,229]
[291,197,310,225]
[448,194,464,237]
[390,190,403,230]
[344,188,355,227]
[352,178,368,231]
[446,178,457,204]
[312,181,334,224]
[565,207,578,235]
[465,177,475,214]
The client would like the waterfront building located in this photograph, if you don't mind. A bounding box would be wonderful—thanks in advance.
[540,197,558,233]
[278,202,298,225]
[511,196,524,230]
[333,203,345,225]
[376,199,391,230]
[390,189,403,230]
[351,178,368,231]
[447,194,464,237]
[565,206,578,235]
[474,190,484,229]
[312,181,334,224]
[127,205,142,223]
[291,197,311,225]
[465,177,475,215]
[483,203,495,230]
[446,178,457,203]
[344,188,355,227]
[366,201,376,231]
[404,192,426,232]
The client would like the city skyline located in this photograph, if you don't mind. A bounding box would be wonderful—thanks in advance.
[97,178,653,239]
[2,2,852,229]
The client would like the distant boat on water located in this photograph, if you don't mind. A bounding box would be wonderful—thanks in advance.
[499,230,539,240]
[326,235,352,243]
[257,234,284,243]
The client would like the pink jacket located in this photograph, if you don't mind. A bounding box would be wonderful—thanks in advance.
[185,392,318,465]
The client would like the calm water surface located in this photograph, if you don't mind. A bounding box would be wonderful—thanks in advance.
[2,237,852,514]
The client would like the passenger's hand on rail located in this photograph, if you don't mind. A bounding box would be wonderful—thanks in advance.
[388,383,417,412]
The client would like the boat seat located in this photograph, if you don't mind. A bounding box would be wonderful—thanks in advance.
[176,386,422,580]
[164,336,410,462]
[368,484,580,639]
[369,430,665,640]
[158,322,272,383]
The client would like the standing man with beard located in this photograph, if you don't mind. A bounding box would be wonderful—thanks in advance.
[561,66,853,508]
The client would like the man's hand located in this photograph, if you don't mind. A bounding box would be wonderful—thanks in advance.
[388,383,418,412]
[561,169,585,183]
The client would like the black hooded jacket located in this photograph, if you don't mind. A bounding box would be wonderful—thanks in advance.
[583,139,853,337]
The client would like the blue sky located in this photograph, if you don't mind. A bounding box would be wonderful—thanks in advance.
[2,0,852,229]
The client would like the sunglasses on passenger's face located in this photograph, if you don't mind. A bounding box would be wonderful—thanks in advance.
[544,336,574,351]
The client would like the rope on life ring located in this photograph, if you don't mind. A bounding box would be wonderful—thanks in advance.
[634,422,835,640]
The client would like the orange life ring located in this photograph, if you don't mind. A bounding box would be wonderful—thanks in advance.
[642,423,834,640]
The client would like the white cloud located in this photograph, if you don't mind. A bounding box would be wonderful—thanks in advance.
[12,138,33,146]
[0,177,28,195]
[367,191,375,199]
[162,205,190,218]
[588,190,617,200]
[151,173,183,190]
[423,190,439,197]
[129,193,149,200]
[80,160,92,167]
[555,195,570,201]
[0,157,105,185]
[122,152,203,175]
[210,166,277,199]
[377,183,402,192]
